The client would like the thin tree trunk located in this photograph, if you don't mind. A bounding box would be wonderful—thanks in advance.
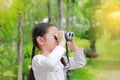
[47,0,51,23]
[17,13,23,80]
[66,0,70,30]
[71,2,74,32]
[57,0,62,29]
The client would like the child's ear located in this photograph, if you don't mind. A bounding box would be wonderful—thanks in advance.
[36,36,45,45]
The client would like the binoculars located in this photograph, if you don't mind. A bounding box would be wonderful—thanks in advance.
[65,31,74,41]
[54,31,74,41]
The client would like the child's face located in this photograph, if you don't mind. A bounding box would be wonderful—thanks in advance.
[44,26,59,52]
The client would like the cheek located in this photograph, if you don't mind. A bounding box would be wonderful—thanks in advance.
[46,37,57,44]
[47,40,57,52]
[51,38,58,46]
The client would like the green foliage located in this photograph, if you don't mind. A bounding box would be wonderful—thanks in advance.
[3,70,16,77]
[0,45,17,79]
[23,43,32,75]
[23,58,30,75]
[74,37,90,48]
[73,27,86,38]
[96,32,120,61]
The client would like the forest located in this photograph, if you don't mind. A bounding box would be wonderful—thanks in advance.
[0,0,120,80]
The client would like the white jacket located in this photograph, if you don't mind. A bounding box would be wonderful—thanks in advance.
[32,46,86,80]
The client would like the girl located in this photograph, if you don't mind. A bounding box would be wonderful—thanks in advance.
[31,23,86,80]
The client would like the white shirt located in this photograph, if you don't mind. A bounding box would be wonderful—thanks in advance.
[32,46,86,80]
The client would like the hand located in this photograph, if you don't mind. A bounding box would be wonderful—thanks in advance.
[56,31,65,47]
[67,39,79,52]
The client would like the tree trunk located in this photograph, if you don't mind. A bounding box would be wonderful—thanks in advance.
[71,1,74,32]
[57,0,62,29]
[17,13,23,80]
[66,0,70,30]
[47,0,51,23]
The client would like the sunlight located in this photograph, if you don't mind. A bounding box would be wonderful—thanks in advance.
[107,11,120,24]
[97,5,120,35]
[108,11,120,23]
[109,11,120,18]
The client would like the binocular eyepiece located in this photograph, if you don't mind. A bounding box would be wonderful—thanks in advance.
[65,31,74,41]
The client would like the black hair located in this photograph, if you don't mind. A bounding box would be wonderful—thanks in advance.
[29,23,66,80]
[32,23,54,48]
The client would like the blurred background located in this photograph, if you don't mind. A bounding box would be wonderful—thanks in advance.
[0,0,120,80]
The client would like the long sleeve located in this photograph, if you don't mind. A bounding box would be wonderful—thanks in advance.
[32,46,66,72]
[64,48,86,70]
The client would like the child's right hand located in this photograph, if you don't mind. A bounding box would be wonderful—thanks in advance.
[56,31,65,47]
